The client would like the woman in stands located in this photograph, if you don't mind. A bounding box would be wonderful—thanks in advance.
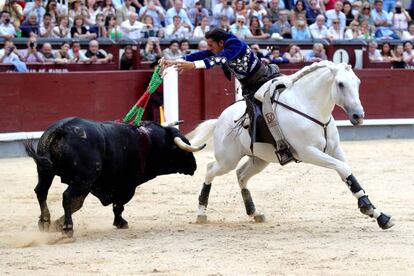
[401,22,414,40]
[327,18,345,40]
[291,14,311,40]
[249,16,270,39]
[233,0,247,19]
[140,15,159,38]
[403,41,414,67]
[97,0,115,18]
[68,0,89,24]
[342,1,356,26]
[46,0,63,25]
[359,19,375,39]
[55,41,71,64]
[85,0,99,26]
[283,44,304,63]
[290,0,307,26]
[357,2,374,26]
[192,15,210,39]
[51,15,70,38]
[140,38,162,62]
[104,14,121,39]
[380,42,393,62]
[71,15,96,39]
[345,20,362,39]
[391,44,407,69]
[120,45,134,70]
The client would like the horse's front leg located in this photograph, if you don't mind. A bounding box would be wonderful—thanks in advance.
[301,146,394,230]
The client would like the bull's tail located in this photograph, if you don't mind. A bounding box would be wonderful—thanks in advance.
[186,119,218,146]
[24,139,53,171]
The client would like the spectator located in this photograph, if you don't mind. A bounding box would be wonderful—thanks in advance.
[325,1,346,29]
[327,18,344,40]
[306,42,327,62]
[51,15,70,38]
[89,13,106,38]
[266,46,289,64]
[230,15,252,39]
[0,40,24,64]
[267,0,282,23]
[249,16,269,39]
[371,0,398,39]
[212,0,235,27]
[45,0,63,25]
[68,0,88,23]
[39,13,54,38]
[218,15,231,32]
[272,9,291,38]
[380,42,393,61]
[55,41,71,63]
[162,39,182,60]
[165,0,193,27]
[234,0,247,19]
[68,40,88,62]
[140,15,159,38]
[250,44,265,60]
[344,20,362,39]
[403,40,414,67]
[85,0,99,26]
[23,0,45,24]
[120,12,145,39]
[105,14,122,39]
[120,45,134,70]
[188,1,209,27]
[289,0,307,26]
[0,11,16,39]
[85,39,113,63]
[71,15,96,39]
[20,36,44,63]
[342,1,356,26]
[262,15,275,35]
[291,15,311,39]
[389,1,411,33]
[2,0,23,28]
[309,14,328,39]
[96,0,116,18]
[180,39,191,55]
[140,37,162,61]
[359,19,374,39]
[20,12,39,37]
[401,22,414,40]
[40,42,55,62]
[306,0,321,25]
[198,39,208,50]
[164,15,191,39]
[138,0,165,28]
[192,15,209,38]
[283,44,303,63]
[357,2,374,26]
[368,40,383,62]
[116,0,136,26]
[391,44,407,68]
[247,0,267,23]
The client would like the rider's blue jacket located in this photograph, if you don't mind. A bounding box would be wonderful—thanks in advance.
[183,34,261,80]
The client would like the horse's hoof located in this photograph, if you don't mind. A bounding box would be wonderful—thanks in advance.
[377,213,395,230]
[38,220,50,232]
[62,226,74,238]
[196,214,207,224]
[51,219,64,232]
[114,221,129,229]
[254,214,266,223]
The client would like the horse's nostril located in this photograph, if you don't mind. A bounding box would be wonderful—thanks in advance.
[352,114,360,120]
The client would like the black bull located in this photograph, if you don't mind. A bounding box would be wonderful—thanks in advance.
[25,117,204,237]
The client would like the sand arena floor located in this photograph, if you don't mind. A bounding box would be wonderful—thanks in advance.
[0,139,413,275]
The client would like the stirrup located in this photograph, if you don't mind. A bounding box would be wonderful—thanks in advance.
[275,145,294,166]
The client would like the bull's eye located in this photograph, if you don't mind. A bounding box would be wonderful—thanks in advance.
[338,82,345,89]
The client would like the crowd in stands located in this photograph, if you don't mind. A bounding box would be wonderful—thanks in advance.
[0,0,414,68]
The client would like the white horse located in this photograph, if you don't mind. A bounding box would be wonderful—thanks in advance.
[188,61,394,229]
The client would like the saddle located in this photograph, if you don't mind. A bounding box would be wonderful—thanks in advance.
[245,77,297,166]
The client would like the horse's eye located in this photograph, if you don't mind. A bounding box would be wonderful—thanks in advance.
[338,82,345,89]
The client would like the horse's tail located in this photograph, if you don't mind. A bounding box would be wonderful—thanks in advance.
[186,119,218,146]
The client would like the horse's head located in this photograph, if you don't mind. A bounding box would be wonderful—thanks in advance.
[328,63,364,125]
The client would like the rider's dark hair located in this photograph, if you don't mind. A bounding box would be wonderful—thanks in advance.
[205,28,228,43]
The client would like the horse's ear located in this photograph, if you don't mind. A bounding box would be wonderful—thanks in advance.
[328,64,339,76]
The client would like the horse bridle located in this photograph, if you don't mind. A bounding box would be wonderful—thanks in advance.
[272,99,332,153]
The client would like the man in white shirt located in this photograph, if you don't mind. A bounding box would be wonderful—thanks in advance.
[116,0,136,26]
[0,40,23,64]
[309,14,329,39]
[165,0,193,27]
[0,11,16,39]
[164,15,191,39]
[23,0,45,24]
[325,1,346,29]
[368,40,383,61]
[120,12,145,40]
[212,0,235,26]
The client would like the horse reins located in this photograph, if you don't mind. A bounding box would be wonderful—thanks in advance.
[272,99,332,153]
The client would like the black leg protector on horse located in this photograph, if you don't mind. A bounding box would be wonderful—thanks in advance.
[346,174,376,217]
[346,174,363,194]
[241,189,256,216]
[198,183,212,207]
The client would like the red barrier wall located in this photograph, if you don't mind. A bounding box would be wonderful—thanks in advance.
[0,69,413,133]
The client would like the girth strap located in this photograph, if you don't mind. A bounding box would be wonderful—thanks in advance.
[273,100,332,153]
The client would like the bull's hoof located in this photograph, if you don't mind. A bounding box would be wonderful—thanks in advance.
[113,218,129,229]
[196,214,207,224]
[253,213,266,223]
[62,225,74,238]
[377,213,395,230]
[38,219,50,232]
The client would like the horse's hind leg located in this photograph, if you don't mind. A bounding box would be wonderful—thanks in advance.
[302,146,394,230]
[197,157,240,223]
[34,171,55,232]
[237,157,269,222]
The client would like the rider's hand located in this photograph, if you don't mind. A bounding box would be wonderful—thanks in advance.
[175,61,195,74]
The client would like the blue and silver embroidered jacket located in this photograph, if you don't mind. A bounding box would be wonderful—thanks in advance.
[183,34,260,80]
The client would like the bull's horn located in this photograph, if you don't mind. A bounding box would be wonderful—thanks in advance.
[174,137,206,152]
[161,120,184,127]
